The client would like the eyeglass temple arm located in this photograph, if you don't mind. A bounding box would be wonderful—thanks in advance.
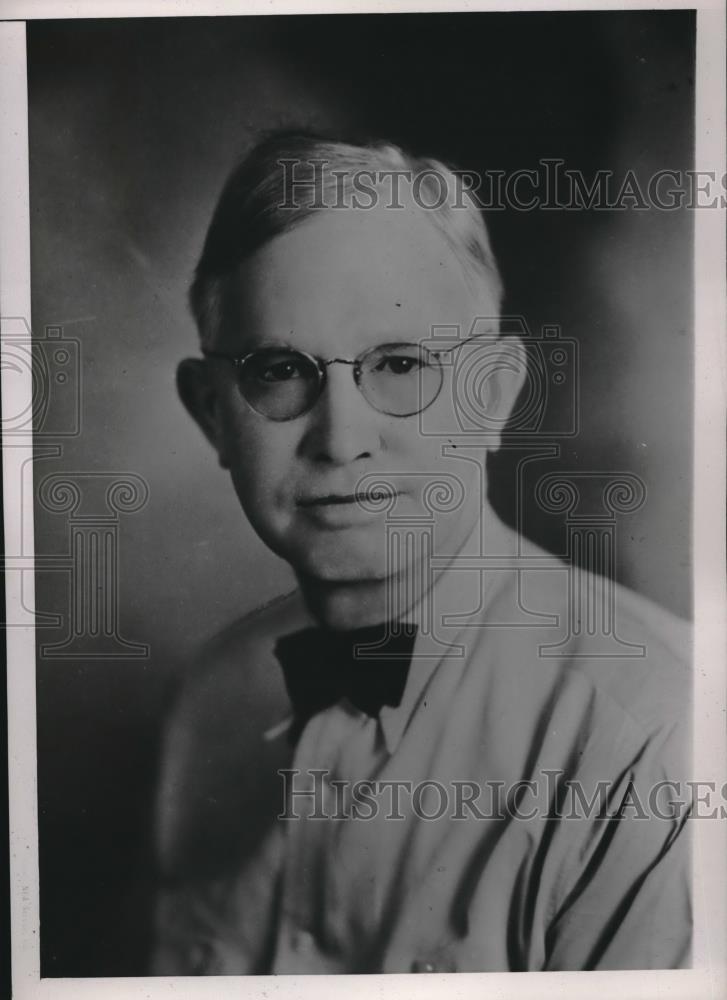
[427,331,500,359]
[201,348,243,363]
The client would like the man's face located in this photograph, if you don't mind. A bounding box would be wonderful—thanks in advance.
[204,202,501,584]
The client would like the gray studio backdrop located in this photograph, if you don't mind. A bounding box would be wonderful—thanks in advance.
[27,12,694,975]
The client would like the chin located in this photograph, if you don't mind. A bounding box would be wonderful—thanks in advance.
[294,569,403,631]
[287,545,390,584]
[270,524,389,582]
[285,532,434,630]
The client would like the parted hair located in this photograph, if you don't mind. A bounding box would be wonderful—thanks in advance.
[190,130,503,348]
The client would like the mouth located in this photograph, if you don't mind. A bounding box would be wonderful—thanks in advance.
[295,489,401,528]
[297,490,398,508]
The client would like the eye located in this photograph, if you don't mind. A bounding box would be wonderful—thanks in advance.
[260,359,305,382]
[246,352,313,383]
[373,351,425,376]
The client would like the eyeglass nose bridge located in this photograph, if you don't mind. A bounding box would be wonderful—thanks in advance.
[320,357,363,385]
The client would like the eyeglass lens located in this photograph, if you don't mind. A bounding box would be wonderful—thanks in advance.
[238,344,443,420]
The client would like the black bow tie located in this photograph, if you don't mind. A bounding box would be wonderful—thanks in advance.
[274,622,417,744]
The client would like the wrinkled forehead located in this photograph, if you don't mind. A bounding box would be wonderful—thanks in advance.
[216,202,497,356]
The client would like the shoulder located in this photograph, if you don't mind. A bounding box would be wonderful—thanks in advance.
[482,524,690,738]
[569,579,691,734]
[155,590,307,880]
[164,589,307,748]
[200,587,311,667]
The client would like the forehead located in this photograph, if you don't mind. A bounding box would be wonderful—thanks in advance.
[221,202,493,355]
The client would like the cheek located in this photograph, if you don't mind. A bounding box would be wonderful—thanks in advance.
[393,430,486,514]
[389,425,478,477]
[222,416,297,514]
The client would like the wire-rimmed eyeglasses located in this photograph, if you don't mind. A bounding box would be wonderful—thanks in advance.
[202,337,484,422]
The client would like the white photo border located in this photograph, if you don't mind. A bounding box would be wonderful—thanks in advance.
[2,2,725,999]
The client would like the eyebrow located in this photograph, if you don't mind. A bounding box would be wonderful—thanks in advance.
[251,336,299,351]
[249,332,431,354]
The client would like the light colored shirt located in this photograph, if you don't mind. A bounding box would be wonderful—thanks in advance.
[152,513,692,974]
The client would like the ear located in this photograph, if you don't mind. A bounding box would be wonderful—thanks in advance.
[482,335,528,451]
[176,358,230,469]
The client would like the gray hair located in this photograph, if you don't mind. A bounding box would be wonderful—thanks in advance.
[190,131,503,348]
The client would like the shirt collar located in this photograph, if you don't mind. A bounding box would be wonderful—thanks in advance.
[378,506,516,755]
[264,506,519,754]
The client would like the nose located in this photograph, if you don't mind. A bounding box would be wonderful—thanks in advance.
[299,362,382,465]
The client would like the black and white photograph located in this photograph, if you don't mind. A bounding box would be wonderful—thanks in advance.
[1,2,725,998]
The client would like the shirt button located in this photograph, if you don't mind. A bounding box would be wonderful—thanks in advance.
[411,958,438,973]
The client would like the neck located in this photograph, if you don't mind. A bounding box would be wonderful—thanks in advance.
[296,572,419,631]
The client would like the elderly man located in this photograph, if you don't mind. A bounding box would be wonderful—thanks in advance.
[152,132,691,975]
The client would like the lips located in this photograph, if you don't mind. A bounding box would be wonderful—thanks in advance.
[297,490,397,508]
[296,488,400,528]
